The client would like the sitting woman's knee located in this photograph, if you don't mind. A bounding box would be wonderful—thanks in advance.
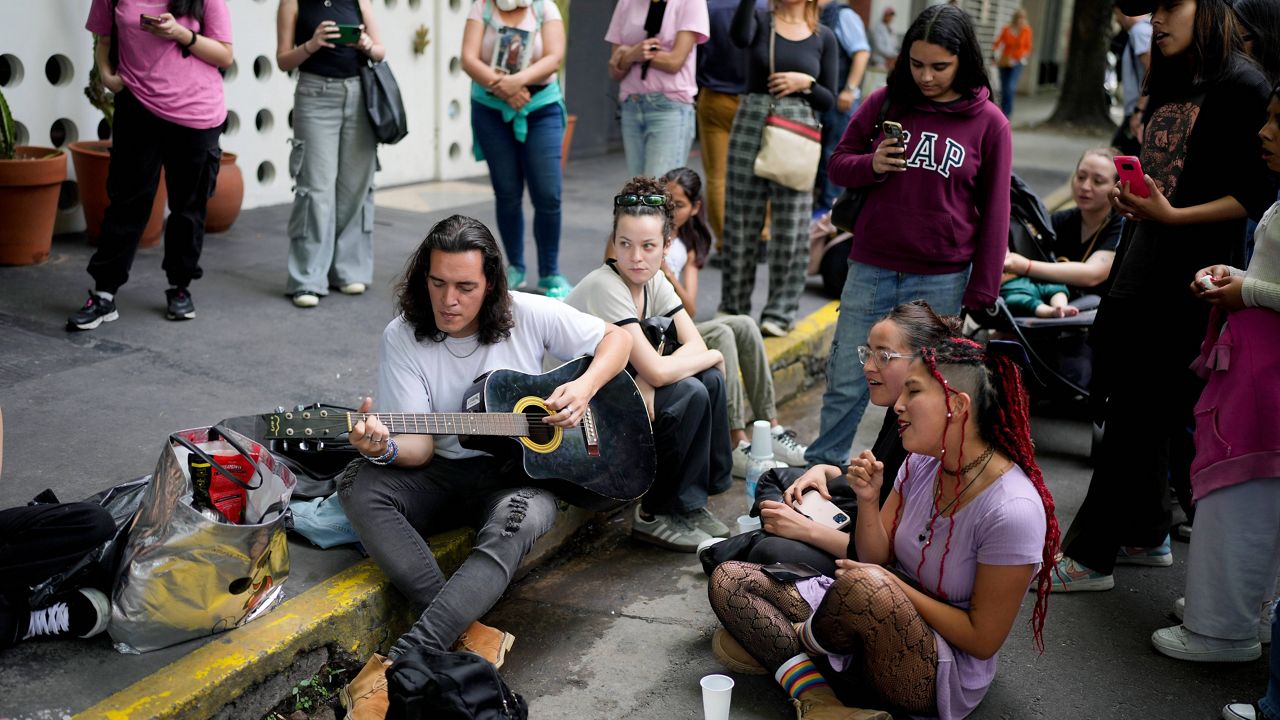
[829,564,897,610]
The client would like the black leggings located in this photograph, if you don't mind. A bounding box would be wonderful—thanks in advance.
[708,561,938,714]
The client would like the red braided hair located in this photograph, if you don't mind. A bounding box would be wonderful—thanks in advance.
[918,338,1060,653]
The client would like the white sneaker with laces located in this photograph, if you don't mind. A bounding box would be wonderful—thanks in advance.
[631,506,711,552]
[731,441,787,479]
[1152,624,1261,662]
[1223,703,1259,720]
[1173,596,1272,645]
[770,426,808,466]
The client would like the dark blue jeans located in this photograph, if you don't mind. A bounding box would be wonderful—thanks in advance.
[998,63,1025,118]
[816,100,858,212]
[471,100,563,278]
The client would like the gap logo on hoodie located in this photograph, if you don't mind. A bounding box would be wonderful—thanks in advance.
[896,130,967,179]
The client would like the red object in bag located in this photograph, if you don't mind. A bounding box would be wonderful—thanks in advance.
[206,442,261,524]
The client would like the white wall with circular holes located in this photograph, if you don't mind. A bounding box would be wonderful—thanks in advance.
[1,0,485,224]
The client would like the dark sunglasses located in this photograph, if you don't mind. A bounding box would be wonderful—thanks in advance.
[614,193,666,207]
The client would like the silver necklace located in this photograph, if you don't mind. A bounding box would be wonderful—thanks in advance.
[918,447,996,543]
[443,336,481,359]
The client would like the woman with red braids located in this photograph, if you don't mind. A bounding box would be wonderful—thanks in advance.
[707,337,1057,720]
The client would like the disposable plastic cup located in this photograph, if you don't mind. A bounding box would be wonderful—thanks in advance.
[700,673,734,720]
[737,514,761,535]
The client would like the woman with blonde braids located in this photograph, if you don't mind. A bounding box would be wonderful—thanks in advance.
[707,337,1057,720]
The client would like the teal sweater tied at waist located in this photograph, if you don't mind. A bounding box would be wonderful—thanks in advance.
[470,80,565,162]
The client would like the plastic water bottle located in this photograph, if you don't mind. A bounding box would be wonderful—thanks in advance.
[744,420,775,514]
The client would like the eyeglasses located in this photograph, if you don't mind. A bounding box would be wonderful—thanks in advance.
[857,345,914,367]
[614,193,666,207]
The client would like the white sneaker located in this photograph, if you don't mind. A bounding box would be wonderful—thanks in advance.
[770,426,808,466]
[1223,703,1259,720]
[631,506,712,552]
[292,292,320,308]
[1173,596,1273,645]
[731,441,787,479]
[1151,624,1261,662]
[338,282,367,295]
[759,319,789,337]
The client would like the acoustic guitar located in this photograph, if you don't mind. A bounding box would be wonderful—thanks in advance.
[262,357,655,510]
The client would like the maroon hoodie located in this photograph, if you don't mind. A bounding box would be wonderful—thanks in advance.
[829,85,1012,310]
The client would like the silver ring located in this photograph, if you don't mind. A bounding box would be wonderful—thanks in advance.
[564,406,574,415]
[364,433,373,441]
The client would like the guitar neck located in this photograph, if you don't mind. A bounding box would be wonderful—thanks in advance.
[356,412,535,437]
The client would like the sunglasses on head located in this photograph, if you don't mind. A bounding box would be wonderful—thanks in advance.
[614,193,666,207]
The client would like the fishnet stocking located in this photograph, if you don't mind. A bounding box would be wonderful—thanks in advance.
[708,561,813,671]
[811,565,938,713]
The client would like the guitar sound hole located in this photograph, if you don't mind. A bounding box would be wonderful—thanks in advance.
[522,408,555,445]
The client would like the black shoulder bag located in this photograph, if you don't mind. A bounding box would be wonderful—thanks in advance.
[387,647,528,720]
[829,97,892,233]
[361,60,409,144]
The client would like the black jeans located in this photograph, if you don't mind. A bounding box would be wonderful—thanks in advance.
[0,502,115,647]
[87,89,223,293]
[645,367,734,515]
[1062,295,1207,574]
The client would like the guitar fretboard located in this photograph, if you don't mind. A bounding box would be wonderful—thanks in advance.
[355,412,541,437]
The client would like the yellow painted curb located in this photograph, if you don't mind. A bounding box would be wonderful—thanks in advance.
[75,302,845,720]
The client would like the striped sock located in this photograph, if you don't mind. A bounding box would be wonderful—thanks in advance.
[775,653,827,700]
[797,616,833,657]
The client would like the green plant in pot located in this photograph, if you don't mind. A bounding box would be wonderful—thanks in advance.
[70,35,168,246]
[0,87,68,265]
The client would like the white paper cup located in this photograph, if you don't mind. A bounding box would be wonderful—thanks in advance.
[736,514,761,535]
[700,673,734,720]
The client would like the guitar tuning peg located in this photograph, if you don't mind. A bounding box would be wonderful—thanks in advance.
[299,441,310,451]
[275,406,285,413]
[316,441,326,451]
[295,404,306,412]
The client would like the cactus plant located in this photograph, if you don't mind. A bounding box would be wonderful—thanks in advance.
[0,86,15,161]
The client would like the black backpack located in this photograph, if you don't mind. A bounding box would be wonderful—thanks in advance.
[387,647,529,720]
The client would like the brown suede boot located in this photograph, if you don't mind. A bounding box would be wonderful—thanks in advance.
[454,620,516,669]
[711,628,767,675]
[340,653,391,720]
[791,685,892,720]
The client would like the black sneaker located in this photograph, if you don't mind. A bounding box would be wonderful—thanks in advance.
[23,588,111,641]
[66,291,119,331]
[165,287,196,320]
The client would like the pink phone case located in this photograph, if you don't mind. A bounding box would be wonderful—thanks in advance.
[1114,155,1150,199]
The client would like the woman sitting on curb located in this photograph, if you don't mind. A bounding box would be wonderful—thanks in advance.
[707,337,1057,720]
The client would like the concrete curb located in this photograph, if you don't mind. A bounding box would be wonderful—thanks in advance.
[73,306,840,720]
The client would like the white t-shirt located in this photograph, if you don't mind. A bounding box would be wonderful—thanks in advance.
[375,292,605,459]
[564,261,683,325]
[467,0,563,68]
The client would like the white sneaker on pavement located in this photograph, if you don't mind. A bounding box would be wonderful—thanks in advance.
[770,426,808,466]
[1151,624,1261,663]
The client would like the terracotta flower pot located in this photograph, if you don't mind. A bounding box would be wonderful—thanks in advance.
[0,146,67,266]
[69,140,167,248]
[205,151,243,234]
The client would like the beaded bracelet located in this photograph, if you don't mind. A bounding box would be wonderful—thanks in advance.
[364,437,398,466]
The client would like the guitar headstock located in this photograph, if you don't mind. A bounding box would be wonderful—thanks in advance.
[262,408,352,439]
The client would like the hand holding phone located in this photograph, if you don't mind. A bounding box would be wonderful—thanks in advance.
[874,121,907,175]
[140,13,163,26]
[333,24,363,45]
[881,120,904,147]
[1113,155,1151,199]
[793,490,852,530]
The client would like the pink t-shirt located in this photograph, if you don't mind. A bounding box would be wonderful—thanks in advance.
[467,0,563,79]
[86,0,232,129]
[604,0,709,104]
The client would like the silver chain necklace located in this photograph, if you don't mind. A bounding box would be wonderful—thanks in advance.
[443,336,481,359]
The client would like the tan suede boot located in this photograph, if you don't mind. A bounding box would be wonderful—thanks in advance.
[454,620,516,669]
[340,653,391,720]
[791,685,892,720]
[711,628,767,675]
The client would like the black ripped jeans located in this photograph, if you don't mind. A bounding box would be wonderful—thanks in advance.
[339,455,558,659]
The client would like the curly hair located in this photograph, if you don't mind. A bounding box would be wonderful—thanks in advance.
[888,337,1060,653]
[612,176,675,244]
[887,4,993,108]
[661,167,714,270]
[395,215,514,345]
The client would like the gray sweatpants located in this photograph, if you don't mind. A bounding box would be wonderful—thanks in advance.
[286,72,377,295]
[339,455,559,659]
[697,314,777,430]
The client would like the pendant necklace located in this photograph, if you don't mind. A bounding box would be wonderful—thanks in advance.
[918,446,996,543]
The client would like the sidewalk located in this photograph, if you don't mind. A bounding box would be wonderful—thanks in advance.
[0,106,1107,719]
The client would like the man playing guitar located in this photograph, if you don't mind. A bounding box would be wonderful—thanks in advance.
[337,214,631,718]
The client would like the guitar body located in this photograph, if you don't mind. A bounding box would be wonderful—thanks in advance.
[460,358,655,510]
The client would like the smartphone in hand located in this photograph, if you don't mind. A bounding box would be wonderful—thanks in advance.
[794,490,852,530]
[881,120,905,147]
[140,13,163,26]
[1114,155,1151,199]
[334,24,362,45]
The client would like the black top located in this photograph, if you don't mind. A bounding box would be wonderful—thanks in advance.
[697,0,756,94]
[1110,56,1277,303]
[731,1,839,113]
[1050,208,1124,296]
[296,0,363,78]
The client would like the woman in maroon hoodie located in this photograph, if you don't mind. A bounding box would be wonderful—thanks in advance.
[803,4,1012,470]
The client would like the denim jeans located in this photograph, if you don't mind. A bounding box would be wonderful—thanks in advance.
[287,73,377,295]
[471,100,564,278]
[1262,599,1280,719]
[803,260,968,467]
[816,100,859,211]
[620,92,697,178]
[339,456,559,659]
[998,63,1025,118]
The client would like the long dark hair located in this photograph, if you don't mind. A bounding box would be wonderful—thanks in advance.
[1147,0,1250,101]
[888,337,1059,653]
[169,0,205,19]
[1233,0,1280,83]
[882,300,962,351]
[396,215,515,345]
[661,167,713,270]
[886,5,992,107]
[611,176,675,243]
